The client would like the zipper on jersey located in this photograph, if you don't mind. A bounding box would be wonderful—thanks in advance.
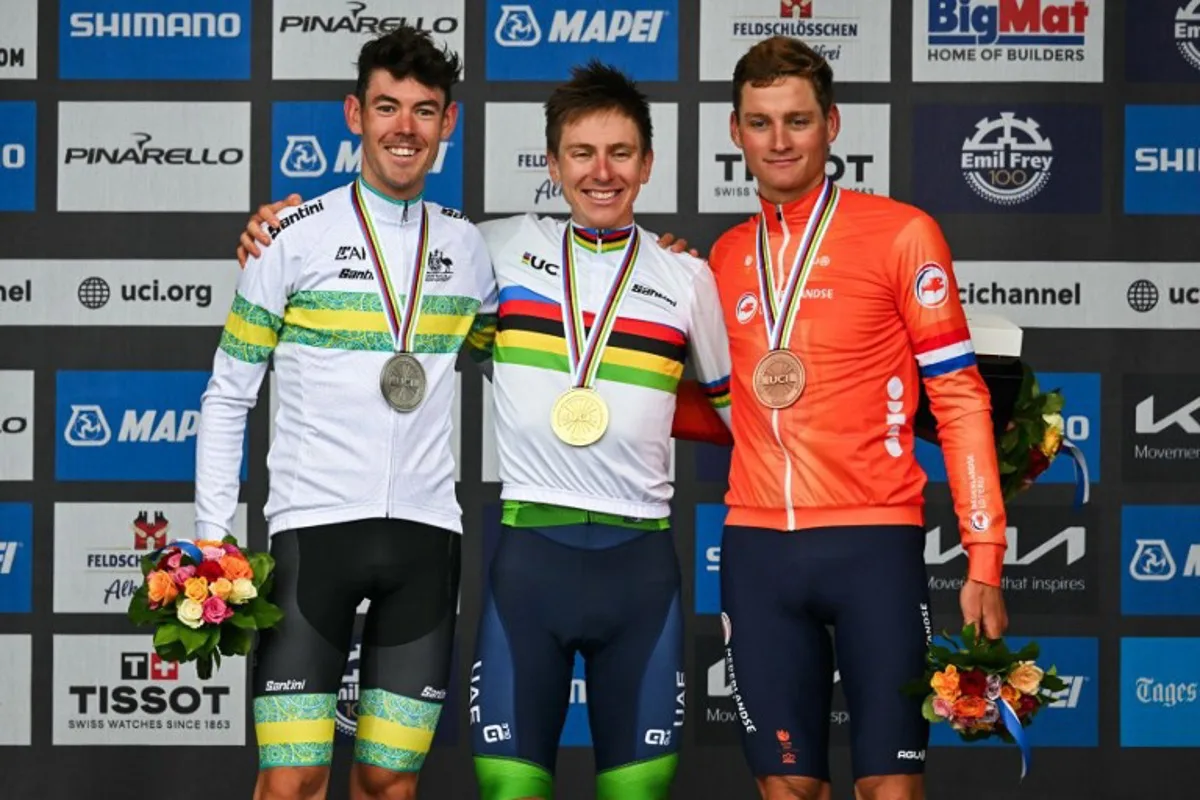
[770,205,797,529]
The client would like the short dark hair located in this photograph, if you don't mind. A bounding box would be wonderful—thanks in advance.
[355,26,461,106]
[732,36,834,118]
[544,60,653,155]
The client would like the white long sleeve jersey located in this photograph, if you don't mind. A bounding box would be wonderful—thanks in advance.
[477,213,733,520]
[195,179,497,538]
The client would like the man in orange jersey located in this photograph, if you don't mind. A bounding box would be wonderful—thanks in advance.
[674,36,1010,800]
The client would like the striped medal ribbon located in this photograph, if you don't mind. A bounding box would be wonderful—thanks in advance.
[349,179,432,413]
[550,222,642,447]
[751,178,840,409]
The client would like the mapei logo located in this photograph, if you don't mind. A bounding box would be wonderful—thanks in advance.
[272,102,464,210]
[961,113,1053,205]
[926,0,1092,46]
[1122,506,1200,615]
[487,1,679,81]
[60,0,251,80]
[0,504,32,613]
[55,371,247,482]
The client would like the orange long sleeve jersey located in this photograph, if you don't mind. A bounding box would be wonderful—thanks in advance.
[707,183,1008,586]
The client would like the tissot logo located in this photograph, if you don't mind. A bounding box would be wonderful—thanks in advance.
[1123,375,1200,482]
[923,506,1096,614]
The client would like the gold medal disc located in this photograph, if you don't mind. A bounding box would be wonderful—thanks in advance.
[752,350,806,409]
[551,388,609,447]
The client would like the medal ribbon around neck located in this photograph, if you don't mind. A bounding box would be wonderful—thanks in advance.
[559,223,642,389]
[350,180,430,353]
[755,178,840,351]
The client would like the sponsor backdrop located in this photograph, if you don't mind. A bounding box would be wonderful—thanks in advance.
[0,0,1197,798]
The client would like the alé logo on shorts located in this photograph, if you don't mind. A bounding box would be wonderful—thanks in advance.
[644,671,686,746]
[469,659,513,744]
[961,112,1054,206]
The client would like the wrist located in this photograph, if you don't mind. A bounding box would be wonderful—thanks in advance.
[966,543,1005,587]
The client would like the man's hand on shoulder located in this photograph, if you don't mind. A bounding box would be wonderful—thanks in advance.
[237,194,304,268]
[960,579,1008,640]
[655,232,699,258]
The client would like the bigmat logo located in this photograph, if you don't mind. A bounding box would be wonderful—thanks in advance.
[912,105,1103,214]
[53,503,248,614]
[1125,0,1200,82]
[60,0,250,80]
[55,371,249,482]
[488,1,678,80]
[273,0,464,80]
[53,635,245,745]
[1121,637,1200,746]
[0,635,32,745]
[918,372,1099,486]
[931,636,1098,747]
[913,0,1105,82]
[272,101,464,210]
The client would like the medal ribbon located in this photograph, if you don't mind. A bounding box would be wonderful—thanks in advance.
[755,178,839,350]
[350,180,430,352]
[559,224,642,389]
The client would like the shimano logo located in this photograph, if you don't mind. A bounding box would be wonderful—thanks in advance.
[264,679,307,693]
[64,133,244,167]
[1135,147,1200,173]
[631,283,677,307]
[69,12,242,38]
[280,2,458,35]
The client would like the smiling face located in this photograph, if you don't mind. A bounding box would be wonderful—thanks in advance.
[730,75,839,205]
[547,108,653,231]
[345,69,458,201]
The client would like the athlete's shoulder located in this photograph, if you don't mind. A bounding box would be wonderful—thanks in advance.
[475,212,544,255]
[638,225,710,281]
[708,215,758,273]
[839,188,935,235]
[268,183,344,243]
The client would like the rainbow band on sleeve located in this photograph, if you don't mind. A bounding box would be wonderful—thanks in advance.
[914,327,977,378]
[700,374,732,409]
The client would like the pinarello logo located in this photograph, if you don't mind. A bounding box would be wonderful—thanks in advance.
[914,263,949,309]
[736,292,758,324]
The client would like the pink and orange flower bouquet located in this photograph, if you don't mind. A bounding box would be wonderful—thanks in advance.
[905,623,1065,777]
[126,536,283,679]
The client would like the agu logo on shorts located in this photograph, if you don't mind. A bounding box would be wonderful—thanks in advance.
[930,636,1098,747]
[918,372,1099,486]
[272,102,464,211]
[1121,506,1200,615]
[693,504,727,615]
[912,105,1102,213]
[487,1,679,80]
[1124,105,1200,215]
[1120,637,1200,746]
[55,371,248,482]
[0,101,35,212]
[60,0,251,80]
[0,503,32,613]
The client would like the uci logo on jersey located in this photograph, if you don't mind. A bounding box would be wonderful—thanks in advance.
[487,1,679,81]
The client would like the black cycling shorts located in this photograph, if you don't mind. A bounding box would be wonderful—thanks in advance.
[250,518,460,773]
[469,524,685,775]
[720,524,932,781]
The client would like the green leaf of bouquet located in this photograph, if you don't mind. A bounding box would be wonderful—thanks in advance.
[140,553,158,577]
[922,695,942,723]
[1015,642,1039,661]
[246,552,275,589]
[179,625,208,656]
[153,623,182,650]
[1040,673,1067,693]
[219,624,253,657]
[228,610,259,630]
[221,534,238,546]
[248,597,284,629]
[1043,392,1065,414]
[961,623,977,650]
[929,644,955,664]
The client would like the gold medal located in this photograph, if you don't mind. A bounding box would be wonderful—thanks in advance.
[551,387,609,447]
[752,349,805,409]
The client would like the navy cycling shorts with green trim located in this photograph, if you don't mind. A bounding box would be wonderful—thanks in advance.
[469,523,685,774]
[719,524,933,781]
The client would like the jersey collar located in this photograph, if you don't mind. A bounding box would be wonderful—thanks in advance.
[568,220,636,254]
[757,178,828,235]
[357,176,424,224]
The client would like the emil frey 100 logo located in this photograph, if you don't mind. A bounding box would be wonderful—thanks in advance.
[961,113,1053,205]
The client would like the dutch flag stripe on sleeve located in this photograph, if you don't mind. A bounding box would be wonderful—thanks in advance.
[914,328,976,378]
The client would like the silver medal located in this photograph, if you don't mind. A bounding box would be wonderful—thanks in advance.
[380,353,426,412]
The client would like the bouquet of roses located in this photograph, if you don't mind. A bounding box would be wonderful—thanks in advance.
[905,623,1065,777]
[996,362,1088,504]
[126,536,283,679]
